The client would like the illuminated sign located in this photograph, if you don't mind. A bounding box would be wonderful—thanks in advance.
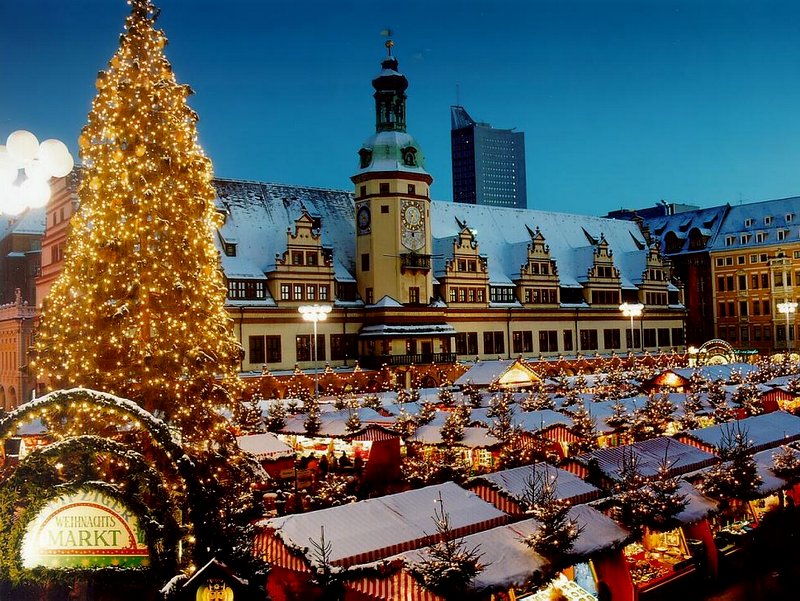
[20,488,149,569]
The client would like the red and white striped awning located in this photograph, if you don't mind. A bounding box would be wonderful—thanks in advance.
[346,570,443,601]
[253,530,310,573]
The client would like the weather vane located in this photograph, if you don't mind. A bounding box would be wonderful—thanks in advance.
[381,28,394,55]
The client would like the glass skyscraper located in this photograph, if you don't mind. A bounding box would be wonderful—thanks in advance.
[450,105,527,209]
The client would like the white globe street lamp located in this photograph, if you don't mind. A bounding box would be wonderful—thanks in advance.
[620,302,644,352]
[298,304,332,399]
[0,130,74,215]
[777,301,798,352]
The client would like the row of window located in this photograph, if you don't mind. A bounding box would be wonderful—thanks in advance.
[449,287,486,303]
[457,327,684,356]
[717,324,795,343]
[279,282,329,302]
[248,333,358,364]
[718,299,775,318]
[290,251,320,266]
[714,251,800,267]
[525,288,558,304]
[644,292,667,306]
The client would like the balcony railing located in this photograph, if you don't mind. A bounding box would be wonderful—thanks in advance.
[400,253,431,271]
[358,352,457,370]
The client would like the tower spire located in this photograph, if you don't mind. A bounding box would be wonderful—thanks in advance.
[372,40,407,133]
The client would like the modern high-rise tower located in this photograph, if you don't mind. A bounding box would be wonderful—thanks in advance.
[451,105,527,209]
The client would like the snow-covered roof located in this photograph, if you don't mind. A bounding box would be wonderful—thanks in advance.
[0,206,46,238]
[211,178,665,306]
[409,425,500,448]
[467,462,601,505]
[681,411,800,453]
[751,446,800,496]
[674,480,719,524]
[279,408,397,438]
[392,503,628,593]
[453,359,540,388]
[236,432,294,461]
[670,363,759,382]
[708,196,800,252]
[469,408,573,432]
[643,205,728,255]
[261,482,507,567]
[578,437,717,481]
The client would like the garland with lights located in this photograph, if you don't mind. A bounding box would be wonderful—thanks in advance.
[0,441,180,586]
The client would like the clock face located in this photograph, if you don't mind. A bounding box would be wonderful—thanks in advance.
[401,200,424,230]
[402,230,425,251]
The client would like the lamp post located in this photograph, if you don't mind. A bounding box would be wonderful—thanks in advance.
[777,301,798,352]
[298,304,332,399]
[0,130,74,215]
[619,302,644,353]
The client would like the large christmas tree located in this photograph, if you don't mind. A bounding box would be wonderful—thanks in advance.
[34,0,242,436]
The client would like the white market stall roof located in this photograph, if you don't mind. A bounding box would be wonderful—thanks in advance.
[578,437,717,481]
[409,425,500,448]
[469,408,573,433]
[674,480,719,524]
[260,481,508,567]
[390,503,629,594]
[454,359,541,389]
[681,411,800,454]
[467,462,601,506]
[236,433,294,461]
[670,363,759,383]
[279,408,397,438]
[751,446,800,496]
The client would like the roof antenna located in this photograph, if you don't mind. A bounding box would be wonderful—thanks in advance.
[456,82,460,107]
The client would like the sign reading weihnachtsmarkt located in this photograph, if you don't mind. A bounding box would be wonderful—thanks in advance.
[20,488,149,569]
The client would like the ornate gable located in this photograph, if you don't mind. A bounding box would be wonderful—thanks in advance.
[268,212,335,305]
[583,234,621,306]
[516,226,560,306]
[440,221,489,305]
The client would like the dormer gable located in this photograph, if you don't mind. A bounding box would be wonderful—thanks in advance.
[440,220,489,305]
[518,226,559,279]
[274,212,331,269]
[587,234,619,281]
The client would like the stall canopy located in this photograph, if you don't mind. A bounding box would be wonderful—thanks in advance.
[279,408,397,438]
[384,503,630,594]
[751,446,800,496]
[236,432,294,461]
[467,462,602,514]
[257,481,508,569]
[577,437,718,482]
[673,480,719,525]
[454,358,541,389]
[678,411,800,455]
[408,425,501,449]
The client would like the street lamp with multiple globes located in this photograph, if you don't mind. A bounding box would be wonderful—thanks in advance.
[0,130,74,215]
[777,301,798,352]
[298,304,332,399]
[619,302,644,352]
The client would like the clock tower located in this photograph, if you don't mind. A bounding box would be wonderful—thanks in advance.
[351,40,434,306]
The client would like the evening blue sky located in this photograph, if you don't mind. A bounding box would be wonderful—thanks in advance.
[2,0,800,215]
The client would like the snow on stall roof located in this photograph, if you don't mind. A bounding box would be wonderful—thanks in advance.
[682,411,800,453]
[752,446,800,496]
[467,462,600,504]
[671,363,758,382]
[453,359,521,387]
[262,482,507,566]
[409,425,501,448]
[236,432,294,461]
[674,480,718,524]
[578,437,717,480]
[469,408,573,432]
[279,408,396,437]
[391,504,628,592]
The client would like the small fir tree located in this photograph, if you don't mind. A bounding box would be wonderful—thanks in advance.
[345,408,362,434]
[698,422,762,501]
[520,379,554,411]
[772,446,800,483]
[393,406,419,439]
[677,391,704,431]
[569,401,599,454]
[730,381,763,417]
[308,526,344,600]
[304,395,322,436]
[630,393,674,441]
[521,465,583,559]
[408,493,484,596]
[235,395,265,434]
[264,400,287,432]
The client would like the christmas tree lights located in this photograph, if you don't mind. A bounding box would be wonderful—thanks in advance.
[33,0,242,439]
